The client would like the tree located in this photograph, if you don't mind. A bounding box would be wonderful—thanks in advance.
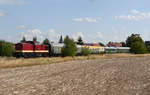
[145,41,150,53]
[130,41,147,54]
[20,36,26,42]
[81,47,90,56]
[99,42,105,46]
[126,34,147,54]
[126,34,143,47]
[77,36,84,45]
[61,36,77,57]
[121,42,126,47]
[0,40,14,57]
[33,37,37,41]
[59,35,63,43]
[43,38,50,45]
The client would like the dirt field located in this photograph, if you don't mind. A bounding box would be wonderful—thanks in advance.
[0,56,150,95]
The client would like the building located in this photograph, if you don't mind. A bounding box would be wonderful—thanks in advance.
[84,43,100,46]
[107,42,122,47]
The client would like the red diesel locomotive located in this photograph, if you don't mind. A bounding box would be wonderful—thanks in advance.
[14,41,50,57]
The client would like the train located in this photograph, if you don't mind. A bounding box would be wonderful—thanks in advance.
[14,41,130,58]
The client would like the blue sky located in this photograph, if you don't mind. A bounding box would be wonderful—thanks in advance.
[1,0,150,43]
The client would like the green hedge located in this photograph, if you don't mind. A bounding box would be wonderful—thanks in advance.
[0,40,14,57]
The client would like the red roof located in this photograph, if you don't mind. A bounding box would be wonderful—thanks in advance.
[84,43,100,46]
[107,42,122,47]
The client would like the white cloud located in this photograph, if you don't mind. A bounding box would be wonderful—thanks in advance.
[7,29,44,43]
[73,17,101,23]
[115,15,141,21]
[0,0,25,5]
[8,28,62,43]
[72,32,84,41]
[96,32,103,39]
[19,29,44,42]
[84,32,104,43]
[30,29,42,37]
[85,17,98,23]
[115,9,150,21]
[72,18,83,22]
[130,9,139,14]
[18,25,28,30]
[48,29,60,42]
[0,10,7,17]
[110,26,130,42]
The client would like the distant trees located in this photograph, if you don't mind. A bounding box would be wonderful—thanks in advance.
[0,40,14,57]
[77,36,84,45]
[43,38,50,45]
[59,35,63,43]
[20,36,26,42]
[126,34,147,54]
[33,37,37,41]
[61,36,77,57]
[121,42,126,47]
[99,42,105,46]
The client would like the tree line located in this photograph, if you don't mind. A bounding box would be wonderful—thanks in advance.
[0,33,150,57]
[0,40,14,57]
[20,35,85,45]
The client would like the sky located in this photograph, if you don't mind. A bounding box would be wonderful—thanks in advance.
[1,0,150,44]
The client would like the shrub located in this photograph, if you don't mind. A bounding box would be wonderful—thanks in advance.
[0,40,14,57]
[108,50,112,54]
[61,36,77,57]
[130,41,148,54]
[81,47,90,56]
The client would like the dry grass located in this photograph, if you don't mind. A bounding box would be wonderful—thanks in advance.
[0,53,150,69]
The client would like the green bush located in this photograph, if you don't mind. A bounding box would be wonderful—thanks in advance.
[108,50,112,54]
[130,41,148,54]
[81,47,90,56]
[61,36,77,57]
[0,40,14,57]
